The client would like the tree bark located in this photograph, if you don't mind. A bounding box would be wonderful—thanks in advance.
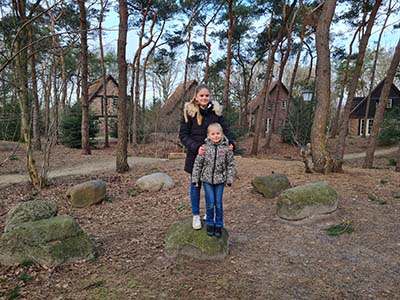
[78,0,91,155]
[363,38,400,168]
[99,0,109,147]
[311,0,336,173]
[29,25,41,151]
[116,0,129,173]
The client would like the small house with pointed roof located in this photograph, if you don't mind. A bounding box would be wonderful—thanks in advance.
[349,80,400,135]
[248,81,290,133]
[158,80,198,132]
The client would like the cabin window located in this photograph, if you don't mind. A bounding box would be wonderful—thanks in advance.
[281,100,287,110]
[359,118,374,136]
[387,98,393,108]
[266,118,272,133]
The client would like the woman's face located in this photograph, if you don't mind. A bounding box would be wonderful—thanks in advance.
[195,88,210,108]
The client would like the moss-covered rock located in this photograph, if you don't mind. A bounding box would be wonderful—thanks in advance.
[164,218,229,260]
[0,215,95,267]
[276,182,338,220]
[251,173,291,198]
[4,200,58,233]
[66,180,106,208]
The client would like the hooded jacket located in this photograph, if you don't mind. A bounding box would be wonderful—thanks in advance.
[191,136,235,185]
[179,101,235,173]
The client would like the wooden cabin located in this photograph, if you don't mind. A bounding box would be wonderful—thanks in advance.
[248,81,290,133]
[349,80,400,135]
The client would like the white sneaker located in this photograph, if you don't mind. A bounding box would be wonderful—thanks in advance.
[192,215,201,230]
[203,214,207,221]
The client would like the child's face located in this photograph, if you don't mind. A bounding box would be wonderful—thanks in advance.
[208,127,222,143]
[195,88,210,108]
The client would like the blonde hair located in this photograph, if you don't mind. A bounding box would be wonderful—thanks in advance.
[207,123,223,134]
[183,84,210,126]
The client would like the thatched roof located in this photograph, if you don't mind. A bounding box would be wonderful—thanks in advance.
[248,81,289,114]
[88,74,119,103]
[160,80,198,116]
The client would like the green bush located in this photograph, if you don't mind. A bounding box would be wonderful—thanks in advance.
[378,106,400,146]
[60,102,99,148]
[0,104,21,141]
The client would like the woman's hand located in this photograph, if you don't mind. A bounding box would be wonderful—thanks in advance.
[228,144,234,151]
[198,144,206,155]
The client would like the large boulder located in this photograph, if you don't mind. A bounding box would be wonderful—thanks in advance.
[165,218,229,260]
[251,173,291,198]
[135,172,175,192]
[66,180,107,208]
[4,200,58,233]
[276,182,338,220]
[0,215,95,267]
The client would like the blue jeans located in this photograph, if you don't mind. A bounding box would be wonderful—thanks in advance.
[203,182,224,228]
[190,177,202,216]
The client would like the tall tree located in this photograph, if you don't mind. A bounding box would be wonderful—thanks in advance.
[78,0,90,155]
[223,0,234,109]
[311,0,337,173]
[363,38,400,168]
[116,0,129,172]
[99,0,109,147]
[335,0,383,168]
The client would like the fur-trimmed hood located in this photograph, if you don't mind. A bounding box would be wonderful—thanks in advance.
[183,101,223,125]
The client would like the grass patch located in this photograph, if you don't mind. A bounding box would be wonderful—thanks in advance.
[387,158,397,166]
[368,194,387,205]
[175,204,189,212]
[18,273,33,283]
[325,222,353,236]
[20,259,34,267]
[4,286,20,300]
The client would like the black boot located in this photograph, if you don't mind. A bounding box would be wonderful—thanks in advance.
[206,225,215,236]
[215,227,222,238]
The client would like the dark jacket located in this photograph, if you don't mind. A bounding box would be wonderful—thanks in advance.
[179,101,235,173]
[192,136,235,185]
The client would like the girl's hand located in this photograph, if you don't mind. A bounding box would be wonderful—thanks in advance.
[228,144,234,151]
[198,145,206,155]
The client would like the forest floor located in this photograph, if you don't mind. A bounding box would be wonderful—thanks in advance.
[0,135,400,300]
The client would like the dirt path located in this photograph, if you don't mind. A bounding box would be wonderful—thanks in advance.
[0,156,167,189]
[0,146,397,189]
[343,146,398,159]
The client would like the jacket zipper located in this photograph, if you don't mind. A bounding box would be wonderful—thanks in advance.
[212,144,217,184]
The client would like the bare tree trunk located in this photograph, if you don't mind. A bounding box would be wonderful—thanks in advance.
[116,0,129,173]
[14,0,40,188]
[266,7,298,148]
[250,1,295,155]
[99,0,109,147]
[362,0,392,138]
[330,25,361,138]
[202,3,223,84]
[311,0,337,173]
[29,26,41,151]
[223,0,234,109]
[78,0,91,155]
[363,38,400,168]
[336,0,382,168]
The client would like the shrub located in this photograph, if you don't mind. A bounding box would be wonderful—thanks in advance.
[378,106,400,146]
[60,102,99,148]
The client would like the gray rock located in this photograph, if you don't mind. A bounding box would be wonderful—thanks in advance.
[276,182,338,220]
[164,217,229,260]
[135,172,175,192]
[0,215,95,267]
[4,200,58,233]
[251,173,291,198]
[66,180,106,208]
